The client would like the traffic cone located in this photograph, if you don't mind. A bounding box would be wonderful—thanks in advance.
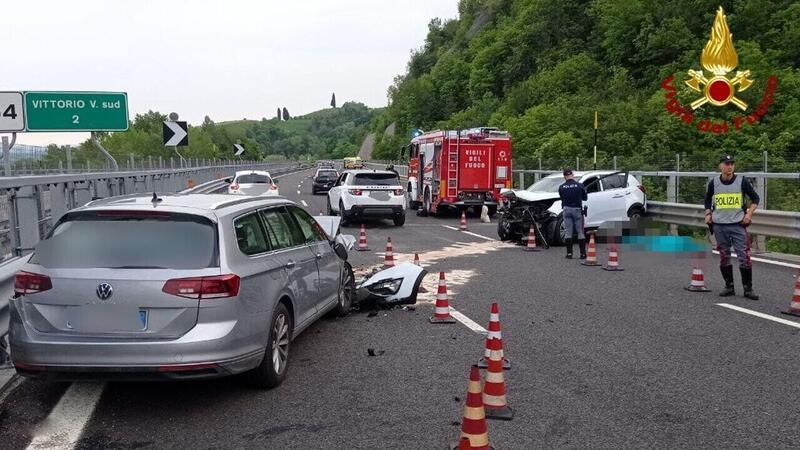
[457,437,472,450]
[684,267,711,292]
[780,271,800,318]
[483,338,513,421]
[460,211,468,231]
[602,244,624,271]
[478,303,511,370]
[357,224,370,251]
[451,366,494,450]
[524,224,540,252]
[384,237,395,268]
[429,272,456,324]
[581,233,601,266]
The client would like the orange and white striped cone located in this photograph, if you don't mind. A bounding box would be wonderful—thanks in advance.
[456,437,472,450]
[451,366,494,450]
[477,303,511,370]
[524,224,540,252]
[383,237,395,268]
[780,271,800,318]
[429,272,456,324]
[602,244,624,271]
[581,233,601,266]
[684,267,711,292]
[357,224,370,251]
[460,211,468,231]
[483,338,513,421]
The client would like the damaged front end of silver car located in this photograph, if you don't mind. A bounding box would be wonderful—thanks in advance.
[355,263,427,307]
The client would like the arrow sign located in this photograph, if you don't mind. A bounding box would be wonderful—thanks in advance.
[163,121,188,146]
[234,144,245,156]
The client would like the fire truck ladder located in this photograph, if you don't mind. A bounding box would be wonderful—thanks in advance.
[447,140,458,198]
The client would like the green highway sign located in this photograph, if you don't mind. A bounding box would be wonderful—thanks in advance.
[24,91,129,132]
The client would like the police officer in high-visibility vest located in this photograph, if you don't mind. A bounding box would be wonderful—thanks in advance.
[704,155,760,299]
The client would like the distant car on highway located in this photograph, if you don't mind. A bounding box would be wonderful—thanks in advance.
[10,193,355,388]
[228,170,279,196]
[343,157,364,169]
[312,168,339,194]
[498,171,647,245]
[327,169,406,226]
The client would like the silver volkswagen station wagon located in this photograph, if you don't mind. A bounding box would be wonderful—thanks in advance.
[9,193,355,388]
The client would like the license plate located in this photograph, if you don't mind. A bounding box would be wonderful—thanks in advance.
[369,191,390,201]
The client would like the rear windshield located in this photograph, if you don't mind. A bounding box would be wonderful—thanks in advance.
[236,174,271,184]
[316,170,338,178]
[353,173,399,186]
[31,212,218,269]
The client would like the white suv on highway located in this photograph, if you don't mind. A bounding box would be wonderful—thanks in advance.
[327,170,406,226]
[228,170,279,196]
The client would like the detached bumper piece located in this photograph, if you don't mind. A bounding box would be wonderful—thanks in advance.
[13,361,230,381]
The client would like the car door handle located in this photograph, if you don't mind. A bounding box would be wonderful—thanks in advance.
[612,194,624,198]
[285,260,296,269]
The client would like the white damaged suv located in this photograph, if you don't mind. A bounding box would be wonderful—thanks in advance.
[326,170,406,226]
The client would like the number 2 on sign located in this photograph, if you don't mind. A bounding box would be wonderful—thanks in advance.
[72,115,79,124]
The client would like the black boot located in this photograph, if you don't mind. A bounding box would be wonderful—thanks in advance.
[740,267,759,300]
[719,265,735,297]
[578,240,587,259]
[565,239,573,259]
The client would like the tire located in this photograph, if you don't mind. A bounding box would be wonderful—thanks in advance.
[245,302,292,389]
[487,206,497,217]
[407,187,419,210]
[417,189,430,217]
[339,201,350,226]
[628,207,644,228]
[312,188,318,195]
[393,213,406,227]
[326,198,336,216]
[497,216,512,241]
[331,263,355,317]
[550,214,566,246]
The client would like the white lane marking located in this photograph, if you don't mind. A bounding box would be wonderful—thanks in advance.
[716,303,800,329]
[449,307,487,335]
[26,382,105,450]
[442,225,495,241]
[301,200,308,207]
[712,250,800,269]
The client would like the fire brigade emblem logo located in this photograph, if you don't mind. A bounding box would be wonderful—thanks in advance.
[685,7,754,111]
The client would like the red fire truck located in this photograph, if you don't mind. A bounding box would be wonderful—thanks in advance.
[403,127,512,216]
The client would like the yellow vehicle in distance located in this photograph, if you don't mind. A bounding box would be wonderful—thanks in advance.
[343,157,364,169]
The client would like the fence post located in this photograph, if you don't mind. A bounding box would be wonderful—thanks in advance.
[762,151,768,209]
[13,185,41,256]
[752,176,768,252]
[149,156,153,169]
[613,155,617,171]
[576,157,580,171]
[66,145,73,172]
[518,172,524,189]
[675,153,681,202]
[159,156,163,169]
[170,157,175,169]
[667,175,678,235]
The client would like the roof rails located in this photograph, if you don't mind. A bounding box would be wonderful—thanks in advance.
[210,195,289,210]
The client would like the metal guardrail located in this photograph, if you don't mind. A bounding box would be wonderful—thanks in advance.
[0,161,302,346]
[647,201,800,240]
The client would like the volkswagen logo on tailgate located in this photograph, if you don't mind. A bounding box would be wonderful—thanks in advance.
[96,283,114,300]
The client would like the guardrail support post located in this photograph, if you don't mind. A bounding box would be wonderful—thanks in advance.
[666,175,678,235]
[13,186,41,256]
[518,172,524,189]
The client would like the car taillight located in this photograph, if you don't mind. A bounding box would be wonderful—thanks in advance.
[230,184,239,190]
[349,189,362,196]
[15,271,52,295]
[271,184,278,190]
[162,274,240,299]
[638,185,646,194]
[394,189,403,195]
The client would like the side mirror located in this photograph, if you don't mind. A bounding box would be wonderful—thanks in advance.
[273,179,279,184]
[333,242,349,261]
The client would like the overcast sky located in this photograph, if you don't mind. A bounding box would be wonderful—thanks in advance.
[5,0,458,146]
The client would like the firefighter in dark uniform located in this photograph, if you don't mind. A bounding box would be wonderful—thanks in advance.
[704,155,760,299]
[558,169,588,259]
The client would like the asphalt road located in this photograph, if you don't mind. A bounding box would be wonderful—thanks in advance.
[1,167,799,449]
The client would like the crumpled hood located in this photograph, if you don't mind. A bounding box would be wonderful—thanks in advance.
[504,189,560,203]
